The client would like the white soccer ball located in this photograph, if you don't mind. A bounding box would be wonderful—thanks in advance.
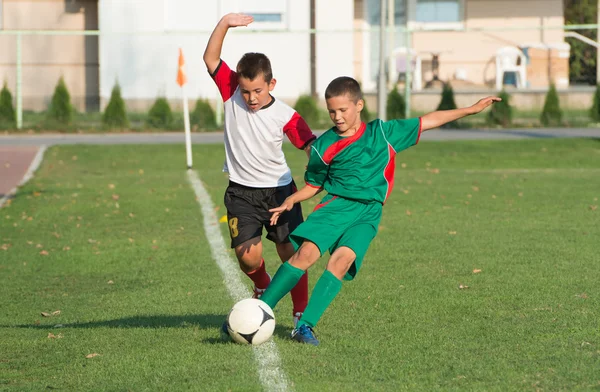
[226,298,275,345]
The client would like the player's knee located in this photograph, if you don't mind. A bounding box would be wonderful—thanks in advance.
[289,242,320,269]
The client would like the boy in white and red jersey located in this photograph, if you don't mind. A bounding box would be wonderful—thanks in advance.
[203,13,316,328]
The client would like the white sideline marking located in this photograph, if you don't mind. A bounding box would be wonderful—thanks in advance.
[186,170,290,392]
[0,145,47,209]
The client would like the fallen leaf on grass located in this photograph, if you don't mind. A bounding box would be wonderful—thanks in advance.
[448,231,457,235]
[590,205,598,211]
[458,284,469,289]
[63,246,70,251]
[576,293,588,299]
[107,280,114,284]
[472,269,482,274]
[39,250,49,256]
[41,310,61,317]
[128,213,135,218]
[405,210,412,216]
[47,333,63,339]
[112,194,120,201]
[108,184,115,189]
[85,353,100,359]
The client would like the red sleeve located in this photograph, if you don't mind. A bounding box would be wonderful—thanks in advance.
[283,112,317,149]
[210,60,238,102]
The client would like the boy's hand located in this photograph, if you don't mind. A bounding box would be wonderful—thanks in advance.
[269,197,295,226]
[468,96,502,115]
[222,13,254,28]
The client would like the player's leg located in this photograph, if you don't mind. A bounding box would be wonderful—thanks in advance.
[260,240,321,311]
[268,180,309,325]
[293,222,378,345]
[234,237,271,298]
[224,184,271,297]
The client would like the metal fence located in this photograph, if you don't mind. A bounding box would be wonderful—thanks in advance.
[0,23,598,129]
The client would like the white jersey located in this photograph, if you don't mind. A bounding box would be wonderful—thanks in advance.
[210,60,315,188]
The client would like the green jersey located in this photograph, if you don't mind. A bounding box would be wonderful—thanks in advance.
[305,118,421,204]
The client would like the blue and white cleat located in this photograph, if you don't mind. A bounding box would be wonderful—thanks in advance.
[221,320,232,341]
[291,324,319,346]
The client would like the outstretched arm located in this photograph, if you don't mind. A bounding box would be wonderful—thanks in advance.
[420,96,501,131]
[203,13,254,74]
[269,185,322,226]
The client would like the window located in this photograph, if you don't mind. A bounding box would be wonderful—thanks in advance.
[408,0,464,29]
[247,13,283,23]
[242,0,287,30]
[416,0,460,23]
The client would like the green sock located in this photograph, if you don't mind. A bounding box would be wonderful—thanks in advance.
[260,261,305,310]
[298,270,342,328]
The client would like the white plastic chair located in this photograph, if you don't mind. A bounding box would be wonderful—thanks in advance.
[495,46,527,90]
[388,48,423,91]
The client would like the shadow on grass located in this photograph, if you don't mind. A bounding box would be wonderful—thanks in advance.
[6,314,293,343]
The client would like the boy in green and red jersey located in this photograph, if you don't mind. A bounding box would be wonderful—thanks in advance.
[261,76,501,345]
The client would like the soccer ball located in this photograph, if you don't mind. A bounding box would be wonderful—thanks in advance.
[226,298,275,345]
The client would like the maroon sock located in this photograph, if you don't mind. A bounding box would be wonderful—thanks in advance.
[245,259,271,289]
[290,271,309,314]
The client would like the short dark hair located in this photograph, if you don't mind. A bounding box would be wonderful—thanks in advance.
[236,53,273,83]
[325,76,363,103]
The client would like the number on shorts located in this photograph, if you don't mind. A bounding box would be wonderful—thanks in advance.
[228,217,239,238]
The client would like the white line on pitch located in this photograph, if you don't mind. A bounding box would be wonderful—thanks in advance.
[0,145,47,209]
[186,169,291,392]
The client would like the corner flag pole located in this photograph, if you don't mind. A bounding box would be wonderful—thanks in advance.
[177,48,193,169]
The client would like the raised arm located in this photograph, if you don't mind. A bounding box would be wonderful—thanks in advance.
[420,96,501,131]
[269,185,322,226]
[203,13,254,74]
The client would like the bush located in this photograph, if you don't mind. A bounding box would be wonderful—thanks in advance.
[386,86,406,120]
[147,97,173,129]
[361,97,372,123]
[486,90,512,127]
[48,77,73,124]
[294,95,319,127]
[103,82,129,129]
[540,84,562,126]
[190,99,217,130]
[436,83,459,128]
[590,85,600,122]
[0,82,16,127]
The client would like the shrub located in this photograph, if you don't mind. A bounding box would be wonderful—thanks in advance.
[386,86,406,120]
[590,84,600,122]
[190,99,217,130]
[436,83,459,128]
[486,90,512,127]
[47,76,73,124]
[294,95,319,127]
[102,82,129,129]
[0,82,16,126]
[361,97,372,123]
[147,97,173,129]
[540,84,562,126]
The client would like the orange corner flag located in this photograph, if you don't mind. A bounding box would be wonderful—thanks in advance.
[176,48,187,87]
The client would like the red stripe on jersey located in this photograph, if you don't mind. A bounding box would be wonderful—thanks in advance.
[415,117,423,145]
[210,60,238,102]
[305,182,321,189]
[283,112,317,149]
[322,122,366,165]
[383,143,397,203]
[313,196,338,212]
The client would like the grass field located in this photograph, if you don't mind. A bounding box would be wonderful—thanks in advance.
[1,138,599,391]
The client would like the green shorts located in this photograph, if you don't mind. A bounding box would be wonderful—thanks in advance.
[289,194,382,281]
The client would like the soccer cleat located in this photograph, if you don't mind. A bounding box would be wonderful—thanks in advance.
[252,273,271,299]
[221,320,232,342]
[291,324,319,346]
[293,312,303,328]
[252,286,267,299]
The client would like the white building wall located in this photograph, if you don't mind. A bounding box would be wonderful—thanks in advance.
[99,0,351,107]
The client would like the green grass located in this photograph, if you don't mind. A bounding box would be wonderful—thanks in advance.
[1,139,599,390]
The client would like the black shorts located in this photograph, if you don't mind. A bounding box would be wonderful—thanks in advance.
[224,180,304,248]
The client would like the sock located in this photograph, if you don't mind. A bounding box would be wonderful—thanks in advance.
[260,262,305,311]
[290,271,309,315]
[298,270,342,329]
[245,259,271,289]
